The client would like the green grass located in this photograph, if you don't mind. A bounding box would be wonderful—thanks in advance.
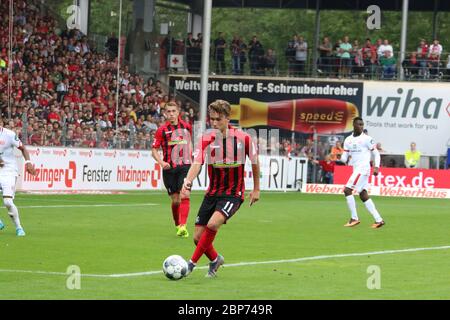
[0,192,449,299]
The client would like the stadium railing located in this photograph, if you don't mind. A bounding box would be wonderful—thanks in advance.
[161,43,450,82]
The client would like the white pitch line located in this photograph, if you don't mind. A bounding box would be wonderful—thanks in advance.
[17,203,159,209]
[0,245,449,278]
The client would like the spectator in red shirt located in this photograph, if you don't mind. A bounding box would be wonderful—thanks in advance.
[29,126,46,146]
[312,154,336,184]
[47,106,61,123]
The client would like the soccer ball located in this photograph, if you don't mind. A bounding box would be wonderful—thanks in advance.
[162,255,188,280]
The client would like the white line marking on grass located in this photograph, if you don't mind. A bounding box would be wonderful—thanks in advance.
[17,203,159,209]
[1,245,449,278]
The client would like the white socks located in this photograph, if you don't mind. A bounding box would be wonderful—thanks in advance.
[3,198,22,229]
[345,195,359,220]
[346,195,383,223]
[364,199,383,223]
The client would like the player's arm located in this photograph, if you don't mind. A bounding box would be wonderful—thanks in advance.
[340,150,349,164]
[249,157,260,206]
[371,146,381,176]
[247,135,260,206]
[151,128,170,170]
[182,133,209,192]
[339,139,350,164]
[18,144,36,175]
[367,137,380,176]
[182,163,202,192]
[151,148,170,170]
[187,124,194,164]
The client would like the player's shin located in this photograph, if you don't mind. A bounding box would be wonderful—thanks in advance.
[364,198,383,223]
[178,198,190,225]
[171,202,180,226]
[345,195,359,220]
[204,245,218,261]
[191,227,217,263]
[3,198,22,229]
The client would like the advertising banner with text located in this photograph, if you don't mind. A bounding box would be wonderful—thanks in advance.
[192,155,308,192]
[16,147,162,191]
[302,166,450,199]
[171,76,450,156]
[170,75,363,138]
[362,81,450,156]
[16,147,307,192]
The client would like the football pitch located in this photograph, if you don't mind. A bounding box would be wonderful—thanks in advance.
[0,191,449,300]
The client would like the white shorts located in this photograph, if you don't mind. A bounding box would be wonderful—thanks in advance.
[0,175,17,198]
[345,172,370,193]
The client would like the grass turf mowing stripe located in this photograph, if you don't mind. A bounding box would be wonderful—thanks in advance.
[14,203,159,208]
[1,244,448,278]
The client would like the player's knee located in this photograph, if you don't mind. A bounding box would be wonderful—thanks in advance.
[171,195,181,206]
[3,198,14,210]
[206,222,220,231]
[180,193,190,200]
[344,188,352,197]
[360,193,369,202]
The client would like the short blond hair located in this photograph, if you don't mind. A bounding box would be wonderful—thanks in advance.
[165,101,179,109]
[208,99,231,117]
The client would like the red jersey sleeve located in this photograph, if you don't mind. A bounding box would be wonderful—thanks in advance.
[152,127,164,149]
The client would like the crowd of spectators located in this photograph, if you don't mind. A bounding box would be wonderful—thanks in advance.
[0,0,199,150]
[171,31,449,81]
[179,32,277,76]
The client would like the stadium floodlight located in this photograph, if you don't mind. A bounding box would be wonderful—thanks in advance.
[199,0,212,133]
[7,0,13,121]
[115,0,123,143]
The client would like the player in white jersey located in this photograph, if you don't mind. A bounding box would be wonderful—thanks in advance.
[340,117,385,228]
[0,127,36,236]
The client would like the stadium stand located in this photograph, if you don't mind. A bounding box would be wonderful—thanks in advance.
[0,0,199,150]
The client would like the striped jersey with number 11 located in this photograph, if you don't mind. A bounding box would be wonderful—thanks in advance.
[193,126,258,200]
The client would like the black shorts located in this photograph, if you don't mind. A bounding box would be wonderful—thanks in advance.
[162,165,190,195]
[195,196,243,226]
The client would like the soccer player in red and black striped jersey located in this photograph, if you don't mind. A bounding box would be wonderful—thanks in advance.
[152,102,192,237]
[181,100,260,277]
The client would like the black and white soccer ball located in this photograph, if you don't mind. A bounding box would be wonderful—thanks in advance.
[162,255,188,280]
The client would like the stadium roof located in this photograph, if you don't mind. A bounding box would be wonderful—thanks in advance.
[170,0,450,11]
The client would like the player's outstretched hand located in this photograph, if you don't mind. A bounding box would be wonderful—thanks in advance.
[373,167,379,176]
[249,190,260,207]
[26,162,36,175]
